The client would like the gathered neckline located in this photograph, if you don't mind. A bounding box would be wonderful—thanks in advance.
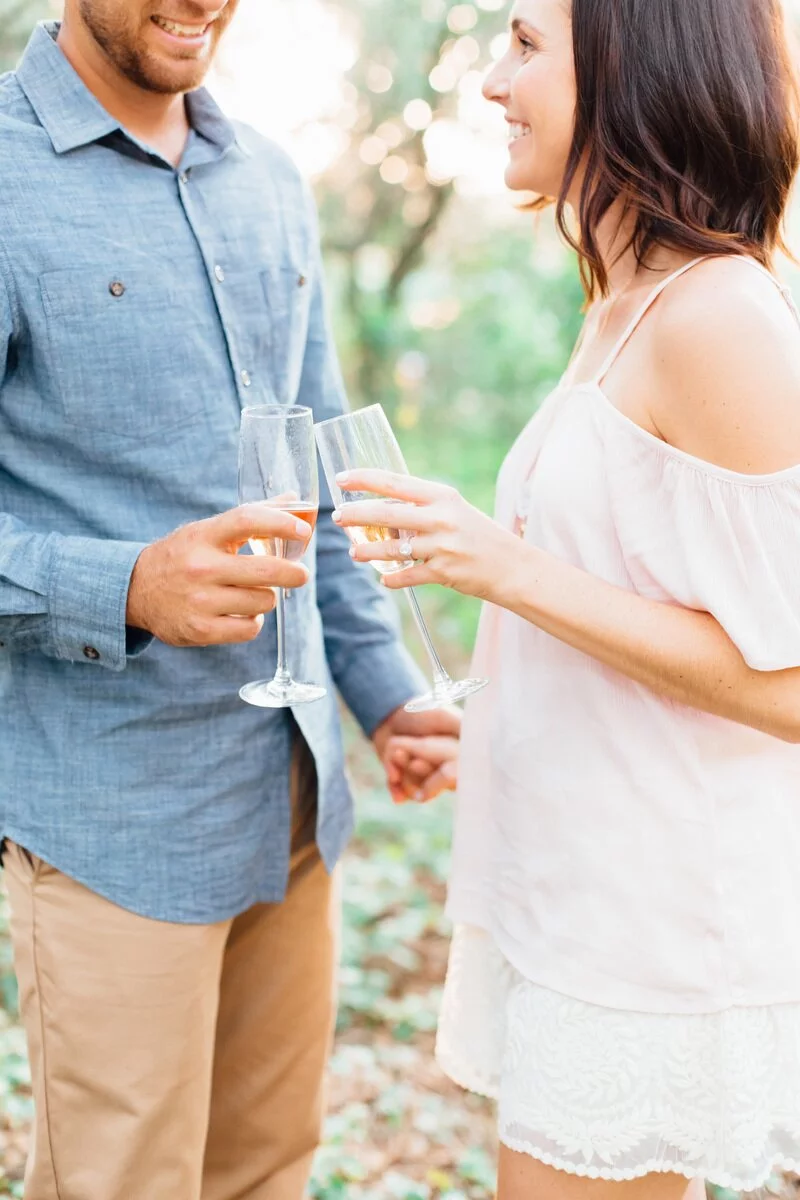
[560,380,800,487]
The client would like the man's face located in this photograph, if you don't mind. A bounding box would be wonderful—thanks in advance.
[73,0,239,94]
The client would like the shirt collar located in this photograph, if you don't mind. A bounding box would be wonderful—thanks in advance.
[16,21,245,160]
[185,88,241,157]
[17,23,119,154]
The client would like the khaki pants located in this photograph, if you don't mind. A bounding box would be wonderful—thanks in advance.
[3,738,340,1200]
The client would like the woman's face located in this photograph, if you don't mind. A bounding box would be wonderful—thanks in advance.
[483,0,577,199]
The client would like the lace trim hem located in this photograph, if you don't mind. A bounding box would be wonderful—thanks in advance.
[496,1136,800,1194]
[437,926,800,1194]
[439,1025,800,1192]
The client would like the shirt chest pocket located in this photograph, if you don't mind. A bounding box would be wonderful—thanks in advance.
[260,264,312,403]
[38,264,210,442]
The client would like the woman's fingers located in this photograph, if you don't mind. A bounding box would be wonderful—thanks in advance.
[417,764,458,802]
[347,535,435,566]
[390,746,411,768]
[380,564,432,590]
[385,758,403,786]
[332,501,438,535]
[335,469,447,504]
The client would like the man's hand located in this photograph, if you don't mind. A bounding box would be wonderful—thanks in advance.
[126,505,313,647]
[372,705,461,804]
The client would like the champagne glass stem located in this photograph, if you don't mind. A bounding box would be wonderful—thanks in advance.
[274,587,292,688]
[405,589,452,687]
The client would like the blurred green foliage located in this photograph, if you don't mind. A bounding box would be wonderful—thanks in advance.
[0,0,53,71]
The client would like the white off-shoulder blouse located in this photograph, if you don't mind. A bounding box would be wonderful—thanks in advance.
[448,258,800,1016]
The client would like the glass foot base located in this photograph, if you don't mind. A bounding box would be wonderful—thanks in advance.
[239,679,327,709]
[404,677,489,714]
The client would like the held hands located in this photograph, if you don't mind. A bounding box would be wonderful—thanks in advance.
[126,505,313,647]
[332,470,519,601]
[386,734,460,803]
[372,704,462,804]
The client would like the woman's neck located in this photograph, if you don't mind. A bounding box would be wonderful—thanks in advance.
[593,203,695,298]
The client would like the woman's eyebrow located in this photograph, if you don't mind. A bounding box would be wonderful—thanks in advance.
[510,16,544,38]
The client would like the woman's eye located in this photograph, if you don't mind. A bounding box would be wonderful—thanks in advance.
[517,34,536,55]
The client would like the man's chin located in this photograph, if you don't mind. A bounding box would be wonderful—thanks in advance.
[133,56,213,95]
[127,27,222,94]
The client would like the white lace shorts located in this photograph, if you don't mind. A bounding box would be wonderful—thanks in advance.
[436,925,800,1192]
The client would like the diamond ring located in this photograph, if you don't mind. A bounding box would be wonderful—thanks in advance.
[399,538,415,561]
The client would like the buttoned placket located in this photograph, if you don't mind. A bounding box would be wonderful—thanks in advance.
[175,148,254,413]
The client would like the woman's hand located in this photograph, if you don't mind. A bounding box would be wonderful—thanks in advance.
[332,469,520,601]
[385,734,459,803]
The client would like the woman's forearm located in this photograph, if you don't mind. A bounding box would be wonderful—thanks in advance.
[498,544,800,742]
[332,468,800,741]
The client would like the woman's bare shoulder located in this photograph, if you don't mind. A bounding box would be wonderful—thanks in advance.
[646,257,800,474]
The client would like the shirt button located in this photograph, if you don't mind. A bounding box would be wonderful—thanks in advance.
[83,646,101,661]
[214,264,225,283]
[179,170,190,184]
[109,281,125,298]
[298,273,307,288]
[240,369,252,388]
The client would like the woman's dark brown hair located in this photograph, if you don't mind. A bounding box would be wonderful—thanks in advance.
[555,0,800,297]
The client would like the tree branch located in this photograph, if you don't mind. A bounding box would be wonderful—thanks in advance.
[385,182,453,306]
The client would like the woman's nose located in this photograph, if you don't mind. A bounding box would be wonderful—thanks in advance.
[483,56,512,105]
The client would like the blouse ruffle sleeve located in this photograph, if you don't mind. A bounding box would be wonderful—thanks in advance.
[607,430,800,672]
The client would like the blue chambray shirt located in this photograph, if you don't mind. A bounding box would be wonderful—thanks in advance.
[0,24,423,923]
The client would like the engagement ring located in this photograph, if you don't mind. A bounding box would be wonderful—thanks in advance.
[399,539,415,560]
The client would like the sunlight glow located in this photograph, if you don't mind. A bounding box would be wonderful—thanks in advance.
[209,0,358,176]
[210,0,512,197]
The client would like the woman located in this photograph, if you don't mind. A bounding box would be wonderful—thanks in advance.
[334,0,800,1195]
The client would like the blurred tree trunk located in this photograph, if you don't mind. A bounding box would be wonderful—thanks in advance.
[316,0,505,413]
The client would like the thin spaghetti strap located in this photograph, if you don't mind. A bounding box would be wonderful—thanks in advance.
[594,257,711,385]
[732,257,800,329]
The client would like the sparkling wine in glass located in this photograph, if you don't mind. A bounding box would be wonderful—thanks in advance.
[238,405,326,708]
[315,404,489,713]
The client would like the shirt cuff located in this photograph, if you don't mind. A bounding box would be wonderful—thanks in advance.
[336,641,427,737]
[49,537,152,672]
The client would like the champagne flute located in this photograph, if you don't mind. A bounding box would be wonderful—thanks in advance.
[238,405,326,708]
[315,404,489,713]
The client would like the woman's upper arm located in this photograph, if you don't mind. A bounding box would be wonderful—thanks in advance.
[649,262,800,474]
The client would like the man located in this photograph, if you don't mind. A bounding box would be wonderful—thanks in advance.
[0,4,459,1197]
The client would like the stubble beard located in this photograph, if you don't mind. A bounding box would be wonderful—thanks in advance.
[77,1,223,95]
